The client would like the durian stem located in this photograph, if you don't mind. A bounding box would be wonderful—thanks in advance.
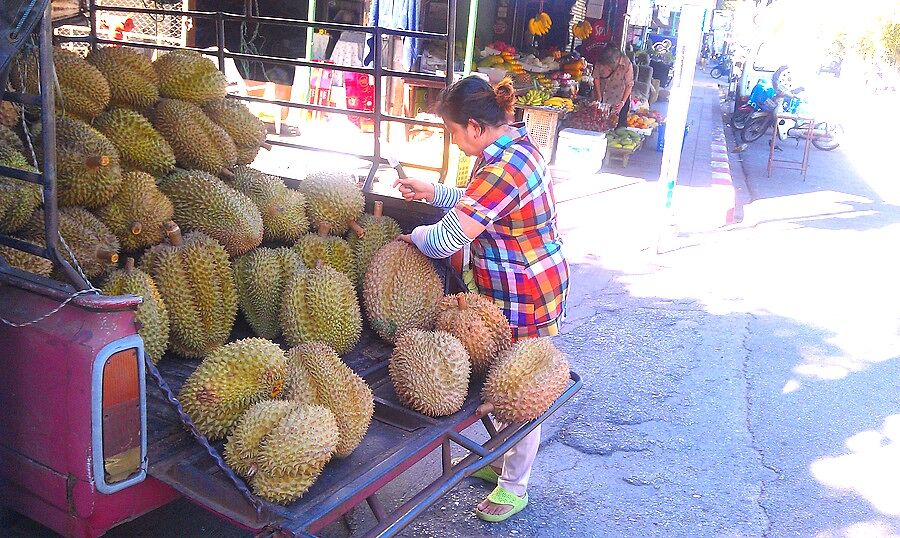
[85,155,111,170]
[260,141,273,151]
[220,168,236,180]
[130,221,143,235]
[373,200,383,218]
[164,221,183,246]
[97,249,119,264]
[317,222,331,236]
[348,220,365,238]
[476,403,494,417]
[124,257,135,272]
[457,294,468,310]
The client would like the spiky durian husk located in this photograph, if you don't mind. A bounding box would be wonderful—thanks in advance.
[292,232,354,282]
[178,338,288,440]
[224,400,302,478]
[153,50,227,105]
[0,101,21,128]
[482,338,570,423]
[94,171,174,252]
[299,170,364,235]
[362,241,443,343]
[0,243,52,276]
[286,342,373,457]
[102,264,170,363]
[0,147,41,234]
[12,47,110,120]
[233,247,304,339]
[203,99,266,164]
[347,212,401,286]
[93,108,175,177]
[158,169,263,257]
[0,124,25,155]
[279,265,361,354]
[390,329,470,417]
[152,98,237,175]
[435,293,511,374]
[22,207,120,280]
[141,231,237,357]
[86,46,160,110]
[229,166,308,243]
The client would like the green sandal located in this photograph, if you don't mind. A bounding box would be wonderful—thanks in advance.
[475,485,528,522]
[453,458,500,484]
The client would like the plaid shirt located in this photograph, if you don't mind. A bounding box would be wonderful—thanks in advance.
[437,124,569,339]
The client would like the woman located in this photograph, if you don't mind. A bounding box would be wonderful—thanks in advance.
[395,76,569,522]
[592,43,634,127]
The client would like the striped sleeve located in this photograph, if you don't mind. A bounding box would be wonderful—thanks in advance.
[431,182,464,209]
[456,163,520,226]
[410,210,472,259]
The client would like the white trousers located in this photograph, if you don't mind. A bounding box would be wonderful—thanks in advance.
[494,423,541,496]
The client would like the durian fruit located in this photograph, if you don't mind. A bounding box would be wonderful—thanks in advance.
[233,247,304,339]
[389,329,470,417]
[285,343,374,457]
[232,402,339,504]
[102,258,170,363]
[86,47,160,110]
[158,169,263,257]
[152,98,237,175]
[482,338,570,423]
[435,293,511,374]
[22,207,119,280]
[0,124,25,155]
[347,201,401,286]
[300,170,364,235]
[280,264,361,354]
[94,171,174,252]
[363,241,443,343]
[0,101,21,128]
[153,50,227,105]
[141,223,237,357]
[292,224,354,282]
[12,47,110,120]
[178,338,288,440]
[37,116,123,208]
[203,99,268,165]
[93,108,176,177]
[0,243,52,276]
[0,147,42,234]
[229,166,308,243]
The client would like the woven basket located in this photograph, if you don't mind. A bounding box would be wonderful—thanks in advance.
[52,0,86,20]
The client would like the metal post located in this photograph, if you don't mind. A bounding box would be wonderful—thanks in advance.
[216,11,226,73]
[88,0,98,51]
[372,24,383,184]
[441,0,458,178]
[462,0,479,76]
[441,440,452,475]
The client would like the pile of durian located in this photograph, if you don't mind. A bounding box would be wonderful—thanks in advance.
[0,46,570,505]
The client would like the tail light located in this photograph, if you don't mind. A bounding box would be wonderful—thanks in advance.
[92,335,147,493]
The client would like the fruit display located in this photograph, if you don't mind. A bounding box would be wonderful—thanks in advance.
[158,169,263,257]
[607,127,642,151]
[280,263,362,353]
[12,47,110,120]
[528,12,552,36]
[542,96,575,112]
[362,241,444,343]
[141,224,237,357]
[482,337,570,423]
[225,400,338,504]
[346,201,401,287]
[293,224,355,282]
[93,108,176,177]
[565,103,617,132]
[300,170,364,236]
[86,47,159,110]
[178,337,288,440]
[102,258,169,363]
[153,49,227,105]
[22,207,120,280]
[389,329,471,417]
[572,20,593,40]
[435,293,511,374]
[203,99,268,165]
[228,166,308,243]
[152,98,238,176]
[516,87,552,106]
[233,247,304,339]
[561,53,587,80]
[626,113,657,130]
[284,342,374,457]
[0,147,41,234]
[94,171,174,252]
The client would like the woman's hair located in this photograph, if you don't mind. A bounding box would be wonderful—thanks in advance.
[436,76,515,130]
[597,43,623,66]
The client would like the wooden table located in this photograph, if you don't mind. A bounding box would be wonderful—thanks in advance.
[767,113,815,179]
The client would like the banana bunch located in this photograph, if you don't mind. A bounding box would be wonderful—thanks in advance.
[517,88,552,106]
[543,97,575,112]
[528,12,552,36]
[572,20,592,40]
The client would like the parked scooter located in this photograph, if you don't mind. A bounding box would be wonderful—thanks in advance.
[731,78,775,130]
[710,55,731,79]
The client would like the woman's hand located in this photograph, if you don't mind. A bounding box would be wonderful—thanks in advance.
[393,177,436,203]
[397,234,412,244]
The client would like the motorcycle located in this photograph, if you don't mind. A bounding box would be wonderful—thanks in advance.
[710,55,731,79]
[732,78,775,130]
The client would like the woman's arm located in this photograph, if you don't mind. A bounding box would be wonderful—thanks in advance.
[622,61,635,103]
[403,208,486,258]
[394,177,464,209]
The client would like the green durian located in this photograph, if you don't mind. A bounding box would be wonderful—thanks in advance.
[280,264,361,354]
[203,99,267,165]
[93,108,175,177]
[233,247,304,339]
[224,400,303,478]
[347,201,401,286]
[22,207,120,280]
[153,49,227,105]
[178,338,288,440]
[0,147,41,234]
[94,171,174,252]
[152,98,237,175]
[435,293,511,374]
[300,169,364,235]
[141,224,237,357]
[102,258,170,363]
[0,243,52,276]
[12,47,110,119]
[292,224,354,282]
[86,46,160,109]
[390,329,471,417]
[229,166,308,243]
[0,124,25,155]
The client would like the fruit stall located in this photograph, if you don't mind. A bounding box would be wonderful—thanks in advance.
[0,2,580,537]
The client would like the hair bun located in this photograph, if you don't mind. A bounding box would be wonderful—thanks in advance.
[493,79,516,113]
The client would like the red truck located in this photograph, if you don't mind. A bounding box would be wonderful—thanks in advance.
[0,2,580,536]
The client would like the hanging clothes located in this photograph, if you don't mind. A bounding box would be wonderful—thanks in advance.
[367,0,420,70]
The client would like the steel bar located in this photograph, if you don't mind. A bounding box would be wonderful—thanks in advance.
[380,113,444,128]
[0,166,43,185]
[233,93,375,118]
[381,69,446,83]
[1,91,41,106]
[447,431,490,457]
[0,235,50,258]
[442,0,457,178]
[441,441,452,476]
[216,12,226,73]
[480,415,499,438]
[366,495,388,523]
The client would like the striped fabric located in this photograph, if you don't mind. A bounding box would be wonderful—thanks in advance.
[410,210,470,258]
[454,123,569,339]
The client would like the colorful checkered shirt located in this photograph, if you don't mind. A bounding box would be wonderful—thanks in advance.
[434,123,569,339]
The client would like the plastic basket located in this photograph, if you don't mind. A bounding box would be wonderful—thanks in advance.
[522,108,560,160]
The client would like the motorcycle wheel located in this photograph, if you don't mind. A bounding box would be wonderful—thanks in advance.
[711,67,722,79]
[732,108,751,130]
[811,122,842,151]
[741,116,771,143]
